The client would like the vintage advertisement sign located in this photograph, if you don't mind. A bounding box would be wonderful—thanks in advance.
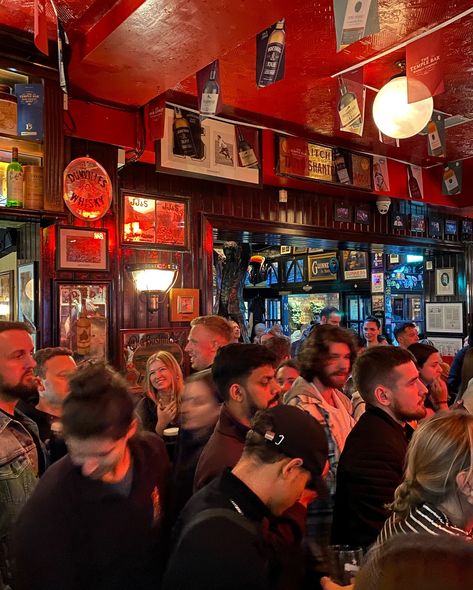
[372,156,390,192]
[256,19,286,87]
[342,250,368,280]
[351,153,372,189]
[307,252,339,281]
[407,29,444,103]
[63,157,112,220]
[278,136,334,182]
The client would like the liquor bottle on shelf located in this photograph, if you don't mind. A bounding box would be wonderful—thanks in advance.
[237,126,258,168]
[333,149,350,184]
[258,19,285,88]
[427,120,444,157]
[173,108,196,157]
[337,78,362,133]
[6,147,24,207]
[200,61,220,116]
[76,294,91,356]
[407,166,422,199]
[443,164,460,195]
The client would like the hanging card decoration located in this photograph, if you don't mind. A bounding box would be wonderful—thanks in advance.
[337,68,365,136]
[34,0,49,55]
[51,0,70,109]
[406,29,444,103]
[378,130,400,147]
[235,126,259,169]
[333,0,380,52]
[256,19,286,88]
[425,111,446,157]
[145,96,166,141]
[407,164,424,200]
[442,160,463,196]
[197,60,222,116]
[372,156,390,192]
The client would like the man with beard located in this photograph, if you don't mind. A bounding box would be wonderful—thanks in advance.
[184,315,234,372]
[284,325,357,583]
[331,346,428,549]
[0,321,45,588]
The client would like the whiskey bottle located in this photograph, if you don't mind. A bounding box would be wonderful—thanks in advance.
[407,166,422,199]
[258,19,285,87]
[337,78,362,133]
[173,108,196,157]
[443,165,460,195]
[427,120,444,157]
[237,126,258,168]
[200,61,220,115]
[76,295,91,356]
[6,147,24,207]
[333,149,350,184]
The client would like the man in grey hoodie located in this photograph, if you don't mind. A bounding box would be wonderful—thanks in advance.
[284,325,357,583]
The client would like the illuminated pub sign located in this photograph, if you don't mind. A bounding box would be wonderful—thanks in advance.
[277,135,372,190]
[63,157,113,220]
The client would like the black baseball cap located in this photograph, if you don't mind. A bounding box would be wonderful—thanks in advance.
[251,405,329,495]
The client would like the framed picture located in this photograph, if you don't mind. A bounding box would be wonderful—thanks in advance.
[461,219,473,237]
[122,191,190,250]
[56,226,109,271]
[55,282,110,362]
[280,246,292,255]
[445,219,458,236]
[334,202,352,223]
[411,214,425,233]
[426,302,463,334]
[18,262,38,331]
[428,337,463,357]
[342,250,368,280]
[307,252,339,281]
[392,213,407,230]
[169,288,200,322]
[435,268,455,296]
[389,254,400,264]
[120,328,190,392]
[354,206,370,224]
[371,272,384,293]
[428,217,442,238]
[0,270,13,320]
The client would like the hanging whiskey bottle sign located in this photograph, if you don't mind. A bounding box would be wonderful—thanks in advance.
[199,61,220,116]
[443,165,460,195]
[333,148,350,184]
[426,112,445,157]
[257,19,286,88]
[337,78,362,133]
[173,107,197,157]
[236,126,258,168]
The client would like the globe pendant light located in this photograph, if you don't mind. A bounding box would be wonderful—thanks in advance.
[372,63,434,140]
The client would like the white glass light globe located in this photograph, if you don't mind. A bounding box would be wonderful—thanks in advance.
[372,76,433,139]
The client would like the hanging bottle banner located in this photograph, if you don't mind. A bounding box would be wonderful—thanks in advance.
[56,17,71,109]
[333,148,351,184]
[406,29,444,103]
[378,130,400,147]
[145,96,166,141]
[424,111,446,157]
[333,0,379,52]
[442,160,463,196]
[372,156,390,192]
[34,0,49,55]
[197,60,222,116]
[337,69,365,136]
[235,126,259,169]
[407,164,424,200]
[256,18,286,88]
[172,106,204,160]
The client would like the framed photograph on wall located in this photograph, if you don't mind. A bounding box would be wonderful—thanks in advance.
[354,206,370,225]
[461,219,473,237]
[56,226,109,271]
[392,213,407,230]
[334,202,352,223]
[55,281,111,362]
[18,262,38,330]
[0,270,13,320]
[426,302,463,334]
[435,268,455,296]
[445,219,458,236]
[169,288,200,322]
[410,214,425,233]
[428,216,442,238]
[342,250,368,280]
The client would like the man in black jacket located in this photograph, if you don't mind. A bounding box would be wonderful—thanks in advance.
[13,363,170,590]
[332,346,428,549]
[163,405,328,590]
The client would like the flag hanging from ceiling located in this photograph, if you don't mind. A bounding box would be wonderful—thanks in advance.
[197,60,222,116]
[34,0,49,55]
[407,164,423,200]
[378,130,400,147]
[333,0,380,52]
[406,30,444,103]
[372,156,390,192]
[442,160,463,196]
[337,68,365,136]
[425,111,446,157]
[146,96,166,141]
[256,18,286,88]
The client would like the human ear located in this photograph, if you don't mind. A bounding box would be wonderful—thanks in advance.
[456,471,473,503]
[373,384,391,407]
[228,383,243,402]
[281,457,303,480]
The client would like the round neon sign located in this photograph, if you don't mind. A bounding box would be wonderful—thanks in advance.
[63,157,112,220]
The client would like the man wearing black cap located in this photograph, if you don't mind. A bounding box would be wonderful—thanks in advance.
[163,405,328,590]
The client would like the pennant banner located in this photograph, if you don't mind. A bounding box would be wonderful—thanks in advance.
[34,0,49,56]
[337,68,365,136]
[425,111,446,157]
[378,130,399,147]
[442,160,463,196]
[407,164,423,200]
[256,18,286,88]
[333,0,380,52]
[406,29,444,103]
[373,156,390,192]
[197,60,222,116]
[146,96,166,141]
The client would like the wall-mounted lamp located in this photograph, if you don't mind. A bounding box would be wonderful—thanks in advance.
[372,61,433,139]
[128,263,179,313]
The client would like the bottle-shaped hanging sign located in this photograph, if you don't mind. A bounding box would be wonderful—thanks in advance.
[236,126,258,168]
[333,149,350,184]
[443,164,460,195]
[407,166,422,199]
[173,107,197,157]
[258,19,285,88]
[200,61,220,116]
[76,289,91,356]
[337,78,362,133]
[427,120,444,157]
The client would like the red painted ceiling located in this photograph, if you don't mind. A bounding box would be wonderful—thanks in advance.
[1,0,472,168]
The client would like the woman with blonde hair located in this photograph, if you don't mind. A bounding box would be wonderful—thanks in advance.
[135,350,184,436]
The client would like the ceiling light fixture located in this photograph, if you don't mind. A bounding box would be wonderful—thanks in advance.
[372,61,433,140]
[128,263,179,313]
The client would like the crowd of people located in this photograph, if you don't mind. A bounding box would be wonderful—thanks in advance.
[0,310,472,590]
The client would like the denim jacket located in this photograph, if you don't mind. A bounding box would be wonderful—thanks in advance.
[0,409,45,587]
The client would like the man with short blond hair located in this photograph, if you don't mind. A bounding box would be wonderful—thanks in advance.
[185,315,233,371]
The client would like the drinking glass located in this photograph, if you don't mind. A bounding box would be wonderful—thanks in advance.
[328,545,364,586]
